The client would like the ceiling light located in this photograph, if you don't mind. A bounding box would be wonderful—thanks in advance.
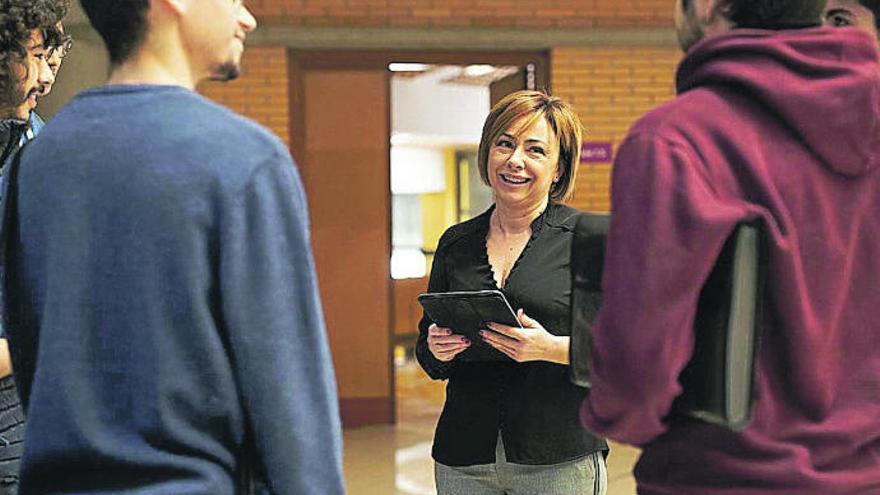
[388,63,431,72]
[463,64,495,77]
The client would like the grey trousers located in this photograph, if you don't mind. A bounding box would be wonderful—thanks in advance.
[435,435,607,495]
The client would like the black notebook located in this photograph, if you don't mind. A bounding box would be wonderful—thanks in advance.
[569,214,765,431]
[418,290,518,362]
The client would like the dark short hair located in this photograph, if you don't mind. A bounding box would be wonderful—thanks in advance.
[477,90,584,203]
[858,0,880,27]
[0,0,66,112]
[79,0,150,66]
[722,0,826,28]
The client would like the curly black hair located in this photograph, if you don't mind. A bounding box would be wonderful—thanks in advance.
[0,0,68,114]
[722,0,826,29]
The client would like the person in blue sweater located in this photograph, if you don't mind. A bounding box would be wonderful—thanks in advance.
[1,0,345,494]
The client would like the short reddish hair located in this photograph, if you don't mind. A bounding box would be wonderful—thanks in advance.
[477,90,584,203]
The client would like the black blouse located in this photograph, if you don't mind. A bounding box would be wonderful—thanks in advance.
[416,203,608,467]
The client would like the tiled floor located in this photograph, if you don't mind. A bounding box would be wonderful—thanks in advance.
[342,354,640,494]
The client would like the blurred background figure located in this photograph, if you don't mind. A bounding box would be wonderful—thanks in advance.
[28,21,73,137]
[0,0,64,148]
[824,0,879,40]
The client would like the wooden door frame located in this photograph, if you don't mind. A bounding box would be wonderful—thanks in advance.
[289,49,551,163]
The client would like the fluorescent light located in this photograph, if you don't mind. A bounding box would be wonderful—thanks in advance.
[391,248,428,279]
[390,133,414,146]
[389,63,431,72]
[463,64,495,77]
[390,146,447,194]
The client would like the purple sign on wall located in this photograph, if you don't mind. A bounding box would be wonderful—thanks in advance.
[581,142,613,163]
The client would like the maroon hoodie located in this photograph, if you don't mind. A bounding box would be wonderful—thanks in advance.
[581,27,880,494]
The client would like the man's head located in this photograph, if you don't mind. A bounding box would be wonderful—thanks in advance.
[675,0,827,52]
[0,0,66,120]
[824,0,880,40]
[41,21,73,97]
[80,0,257,84]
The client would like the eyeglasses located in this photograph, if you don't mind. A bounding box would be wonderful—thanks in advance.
[46,36,74,62]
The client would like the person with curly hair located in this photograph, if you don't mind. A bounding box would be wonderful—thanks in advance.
[0,1,66,493]
[26,21,73,140]
[0,0,65,131]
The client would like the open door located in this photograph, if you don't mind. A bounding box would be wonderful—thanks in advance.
[297,67,394,428]
[287,50,550,430]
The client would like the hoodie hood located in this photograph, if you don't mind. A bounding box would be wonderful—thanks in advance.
[677,27,880,177]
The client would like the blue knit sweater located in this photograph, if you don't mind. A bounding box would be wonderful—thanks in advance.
[3,85,344,494]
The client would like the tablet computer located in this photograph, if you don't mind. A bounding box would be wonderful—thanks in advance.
[569,213,609,388]
[417,290,520,362]
[570,214,765,431]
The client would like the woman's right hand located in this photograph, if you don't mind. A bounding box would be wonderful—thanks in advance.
[427,324,471,362]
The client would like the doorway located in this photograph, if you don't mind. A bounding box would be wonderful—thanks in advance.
[287,49,550,431]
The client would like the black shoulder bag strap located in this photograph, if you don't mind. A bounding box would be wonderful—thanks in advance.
[0,143,29,404]
[569,212,610,388]
[1,141,28,311]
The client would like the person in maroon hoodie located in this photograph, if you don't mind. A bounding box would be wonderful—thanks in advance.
[580,0,880,494]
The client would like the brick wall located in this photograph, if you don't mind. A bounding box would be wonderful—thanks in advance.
[198,47,291,147]
[554,46,680,212]
[246,0,674,28]
[199,45,681,213]
[198,41,680,215]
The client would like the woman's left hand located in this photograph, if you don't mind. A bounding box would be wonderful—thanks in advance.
[479,309,569,365]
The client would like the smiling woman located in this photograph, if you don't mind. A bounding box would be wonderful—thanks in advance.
[416,91,610,495]
[478,90,582,206]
